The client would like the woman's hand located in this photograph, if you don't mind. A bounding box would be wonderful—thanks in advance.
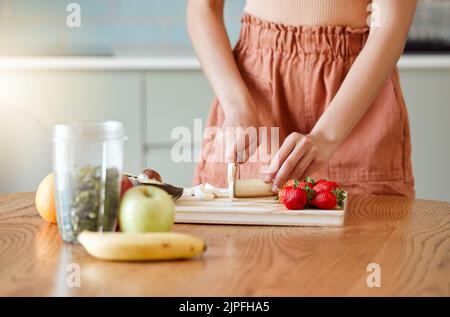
[187,0,263,164]
[222,99,261,163]
[263,132,335,192]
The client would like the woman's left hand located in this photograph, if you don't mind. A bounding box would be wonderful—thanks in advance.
[262,132,334,192]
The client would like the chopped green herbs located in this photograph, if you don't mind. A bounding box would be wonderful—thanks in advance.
[57,165,120,243]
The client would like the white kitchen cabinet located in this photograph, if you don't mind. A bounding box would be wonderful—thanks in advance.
[145,146,201,188]
[0,71,142,193]
[399,69,450,201]
[144,71,213,186]
[145,71,213,143]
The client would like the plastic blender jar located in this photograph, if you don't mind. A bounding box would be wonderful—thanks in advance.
[52,121,125,243]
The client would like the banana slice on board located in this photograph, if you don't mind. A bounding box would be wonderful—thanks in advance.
[78,231,206,261]
[227,163,237,201]
[204,183,229,198]
[194,184,215,201]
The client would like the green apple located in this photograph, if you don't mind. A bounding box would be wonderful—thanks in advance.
[119,185,175,233]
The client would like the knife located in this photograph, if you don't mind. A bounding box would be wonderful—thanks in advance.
[123,172,184,200]
[124,165,274,202]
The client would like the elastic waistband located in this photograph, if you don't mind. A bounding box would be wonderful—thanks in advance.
[237,14,369,57]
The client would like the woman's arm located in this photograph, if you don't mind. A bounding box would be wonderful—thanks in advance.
[265,0,417,190]
[310,0,417,155]
[187,0,259,162]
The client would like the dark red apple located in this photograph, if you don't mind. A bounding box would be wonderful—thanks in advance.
[120,174,134,198]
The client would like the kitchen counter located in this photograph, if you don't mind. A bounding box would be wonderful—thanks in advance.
[0,192,449,296]
[1,54,450,70]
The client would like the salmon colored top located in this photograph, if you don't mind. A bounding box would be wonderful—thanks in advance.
[245,0,372,27]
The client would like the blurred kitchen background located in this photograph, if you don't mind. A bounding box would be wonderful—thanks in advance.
[0,0,449,201]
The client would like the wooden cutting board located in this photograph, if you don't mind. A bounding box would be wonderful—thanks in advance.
[174,195,346,227]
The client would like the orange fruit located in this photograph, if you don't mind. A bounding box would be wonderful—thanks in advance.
[35,173,57,224]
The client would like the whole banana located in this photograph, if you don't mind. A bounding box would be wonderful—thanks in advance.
[78,231,206,261]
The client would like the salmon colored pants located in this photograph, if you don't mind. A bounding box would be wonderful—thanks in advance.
[193,14,415,197]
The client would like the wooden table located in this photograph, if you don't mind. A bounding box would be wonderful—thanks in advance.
[0,192,448,296]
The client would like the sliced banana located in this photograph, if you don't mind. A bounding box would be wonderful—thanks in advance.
[227,163,236,201]
[194,184,215,201]
[204,183,229,198]
[183,185,197,196]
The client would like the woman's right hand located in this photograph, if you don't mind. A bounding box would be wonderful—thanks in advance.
[222,98,261,163]
[187,0,262,164]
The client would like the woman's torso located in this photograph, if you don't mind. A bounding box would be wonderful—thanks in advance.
[245,0,372,27]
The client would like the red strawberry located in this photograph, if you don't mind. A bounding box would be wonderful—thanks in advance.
[313,180,339,193]
[299,182,313,190]
[283,179,299,189]
[311,191,337,209]
[298,176,315,189]
[283,186,308,210]
[312,188,347,209]
[277,187,289,204]
[277,179,299,204]
[315,179,329,187]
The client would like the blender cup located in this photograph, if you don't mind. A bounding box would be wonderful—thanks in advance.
[53,121,125,243]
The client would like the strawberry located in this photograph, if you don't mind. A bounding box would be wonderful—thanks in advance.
[277,179,315,206]
[313,180,339,193]
[311,191,337,209]
[333,188,347,209]
[283,179,299,189]
[311,188,347,209]
[276,179,299,204]
[299,176,316,190]
[277,187,289,204]
[283,186,308,210]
